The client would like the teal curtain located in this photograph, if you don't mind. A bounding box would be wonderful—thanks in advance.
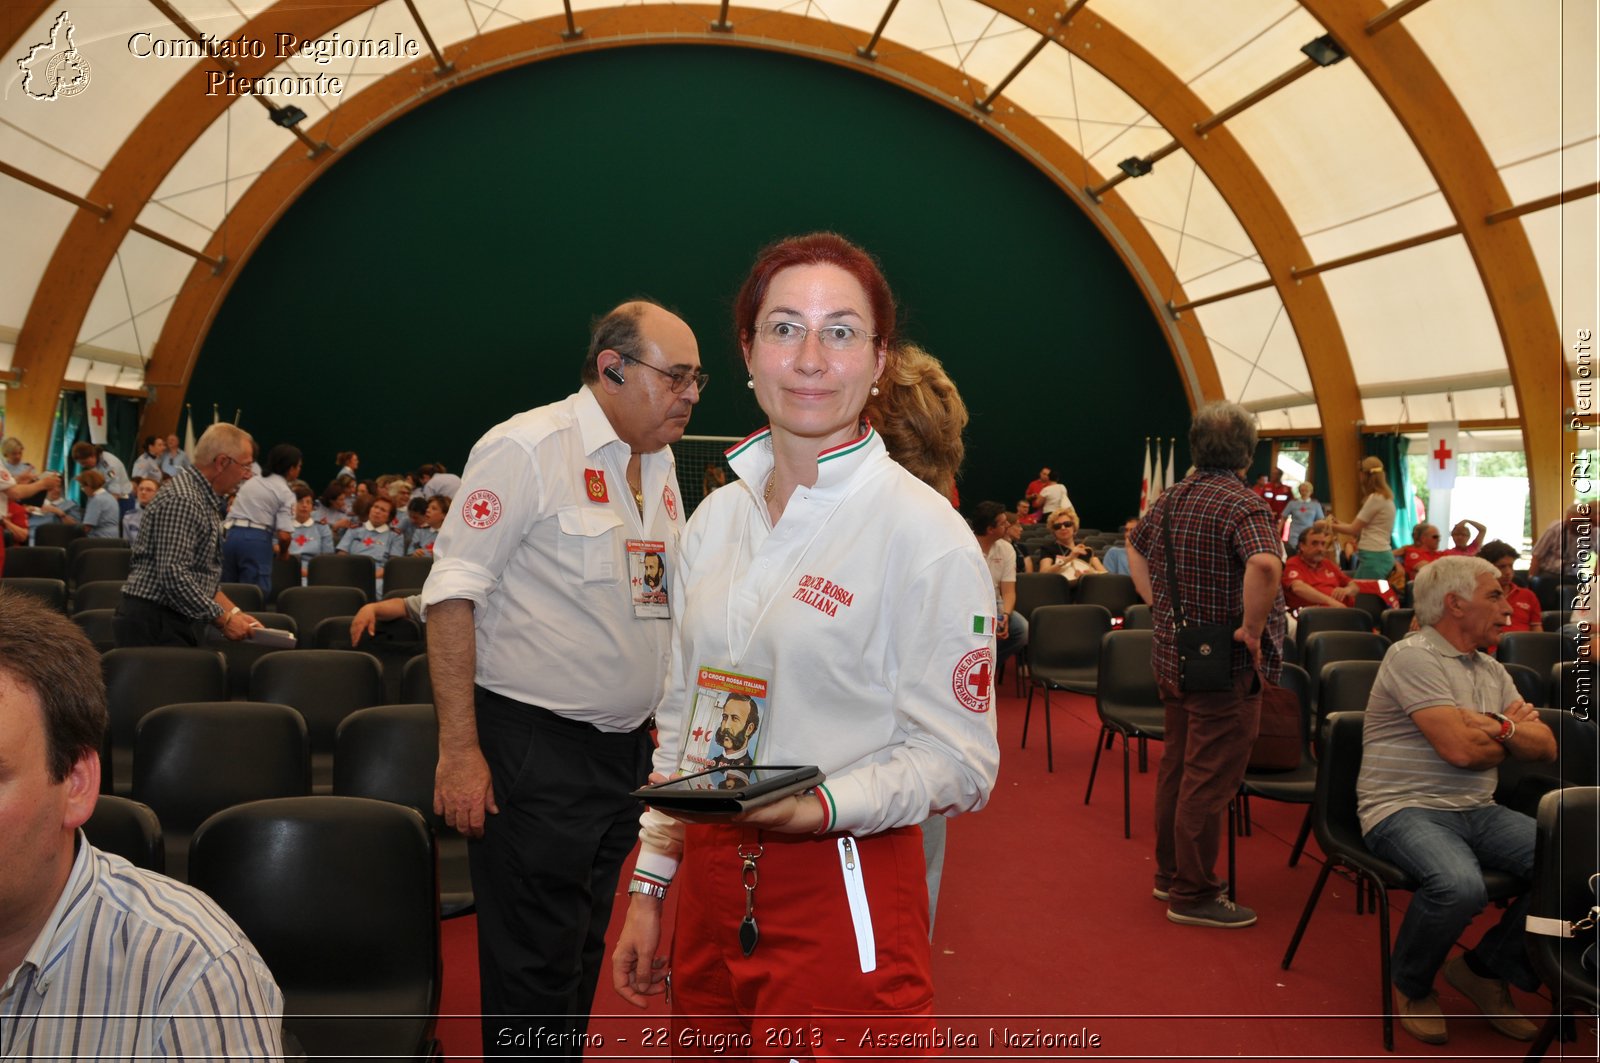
[1363,434,1414,548]
[45,392,143,504]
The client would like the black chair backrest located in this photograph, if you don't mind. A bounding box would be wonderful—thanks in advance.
[219,582,266,613]
[70,547,130,588]
[1278,661,1311,720]
[1527,786,1600,1003]
[82,795,165,873]
[1379,608,1415,644]
[2,545,67,580]
[269,554,302,606]
[1014,572,1073,622]
[1,577,67,612]
[1319,659,1383,716]
[1498,631,1567,676]
[1296,606,1374,654]
[133,701,311,835]
[400,654,431,705]
[33,522,86,549]
[73,579,125,613]
[1030,604,1113,671]
[210,612,298,699]
[315,616,424,703]
[383,555,432,595]
[1554,661,1595,717]
[275,586,368,642]
[335,704,442,828]
[307,554,377,602]
[1096,629,1159,713]
[1314,712,1373,859]
[1075,574,1141,618]
[188,796,440,1061]
[1499,661,1548,708]
[72,608,118,652]
[250,649,385,753]
[1542,610,1566,633]
[1494,708,1571,817]
[1122,602,1152,630]
[1303,631,1390,706]
[102,647,229,789]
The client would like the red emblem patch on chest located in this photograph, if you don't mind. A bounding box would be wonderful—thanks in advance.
[953,648,994,713]
[585,468,609,503]
[663,485,678,521]
[462,489,502,529]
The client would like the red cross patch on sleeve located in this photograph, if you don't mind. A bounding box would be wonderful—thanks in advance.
[952,648,994,713]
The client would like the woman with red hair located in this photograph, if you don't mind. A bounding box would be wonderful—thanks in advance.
[612,234,999,1049]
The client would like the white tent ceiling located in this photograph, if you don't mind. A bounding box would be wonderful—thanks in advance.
[1,0,1593,445]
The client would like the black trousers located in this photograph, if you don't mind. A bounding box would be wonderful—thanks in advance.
[471,686,652,1059]
[113,593,208,648]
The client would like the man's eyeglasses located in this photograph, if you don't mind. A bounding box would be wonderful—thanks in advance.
[219,455,253,477]
[621,354,709,394]
[752,321,877,351]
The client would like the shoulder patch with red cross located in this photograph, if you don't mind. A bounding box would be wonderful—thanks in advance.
[952,647,994,713]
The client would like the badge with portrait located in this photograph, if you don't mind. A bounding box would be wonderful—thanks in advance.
[675,667,768,782]
[626,538,670,619]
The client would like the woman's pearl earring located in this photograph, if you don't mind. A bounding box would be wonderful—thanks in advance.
[746,378,755,390]
[870,382,881,396]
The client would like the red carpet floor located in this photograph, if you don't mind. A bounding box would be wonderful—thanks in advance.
[433,685,1596,1060]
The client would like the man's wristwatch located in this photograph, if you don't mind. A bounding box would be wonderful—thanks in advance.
[217,605,242,627]
[1486,711,1515,743]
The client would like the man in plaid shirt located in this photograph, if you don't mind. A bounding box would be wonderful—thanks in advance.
[114,424,261,648]
[1128,402,1286,929]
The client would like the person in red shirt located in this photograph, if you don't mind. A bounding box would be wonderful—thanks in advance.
[1282,521,1357,611]
[1478,540,1543,634]
[1253,467,1292,520]
[1441,518,1487,556]
[1396,523,1442,580]
[1024,466,1051,514]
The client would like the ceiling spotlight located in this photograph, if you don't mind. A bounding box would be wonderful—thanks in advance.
[1118,156,1154,179]
[269,104,307,129]
[1301,34,1348,67]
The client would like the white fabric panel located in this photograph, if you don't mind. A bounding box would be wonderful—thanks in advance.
[1114,153,1266,298]
[1320,235,1506,382]
[958,19,1048,98]
[1193,286,1309,408]
[1520,200,1599,353]
[1006,45,1162,179]
[1406,0,1590,184]
[75,234,191,361]
[1177,3,1323,115]
[0,342,15,373]
[410,0,493,47]
[793,0,900,33]
[1091,0,1303,90]
[1362,388,1518,428]
[1298,190,1455,265]
[1226,60,1437,238]
[0,155,76,330]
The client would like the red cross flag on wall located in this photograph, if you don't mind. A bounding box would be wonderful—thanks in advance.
[1426,420,1458,495]
[85,382,108,445]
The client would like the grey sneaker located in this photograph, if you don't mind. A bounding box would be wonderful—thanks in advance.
[1167,896,1257,928]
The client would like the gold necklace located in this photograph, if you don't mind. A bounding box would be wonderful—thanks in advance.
[763,470,776,502]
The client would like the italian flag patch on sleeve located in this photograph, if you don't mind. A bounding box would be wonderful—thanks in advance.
[971,614,997,636]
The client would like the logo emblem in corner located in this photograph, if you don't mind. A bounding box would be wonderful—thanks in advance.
[18,12,92,101]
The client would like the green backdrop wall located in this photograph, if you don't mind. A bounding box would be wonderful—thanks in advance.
[189,45,1191,526]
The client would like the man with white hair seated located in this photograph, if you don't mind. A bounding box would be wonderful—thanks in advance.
[1356,555,1557,1046]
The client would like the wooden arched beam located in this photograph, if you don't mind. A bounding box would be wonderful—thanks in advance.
[4,0,374,451]
[6,4,1222,448]
[1300,0,1571,534]
[972,1,1365,518]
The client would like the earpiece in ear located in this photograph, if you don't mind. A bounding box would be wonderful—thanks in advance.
[604,364,626,386]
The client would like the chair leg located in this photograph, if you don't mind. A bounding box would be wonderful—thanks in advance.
[1137,734,1148,772]
[1226,798,1237,901]
[1374,878,1394,1051]
[1084,725,1109,804]
[1281,860,1336,969]
[1120,734,1131,839]
[1288,807,1312,868]
[1021,685,1034,749]
[1044,689,1054,774]
[1525,1014,1559,1061]
[1241,793,1253,836]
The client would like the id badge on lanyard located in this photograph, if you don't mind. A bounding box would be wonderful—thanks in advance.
[674,667,769,782]
[627,539,670,619]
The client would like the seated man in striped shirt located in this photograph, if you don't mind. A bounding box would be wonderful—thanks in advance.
[1356,555,1557,1046]
[0,590,285,1060]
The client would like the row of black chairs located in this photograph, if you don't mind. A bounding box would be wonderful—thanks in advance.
[101,641,432,793]
[88,699,470,915]
[2,554,433,613]
[87,792,444,1062]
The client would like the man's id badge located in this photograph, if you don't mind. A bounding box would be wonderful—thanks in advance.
[627,539,670,619]
[676,667,769,784]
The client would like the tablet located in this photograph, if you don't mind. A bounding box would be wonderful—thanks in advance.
[632,765,824,815]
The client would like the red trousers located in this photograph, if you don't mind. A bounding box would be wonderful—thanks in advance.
[668,823,934,1059]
